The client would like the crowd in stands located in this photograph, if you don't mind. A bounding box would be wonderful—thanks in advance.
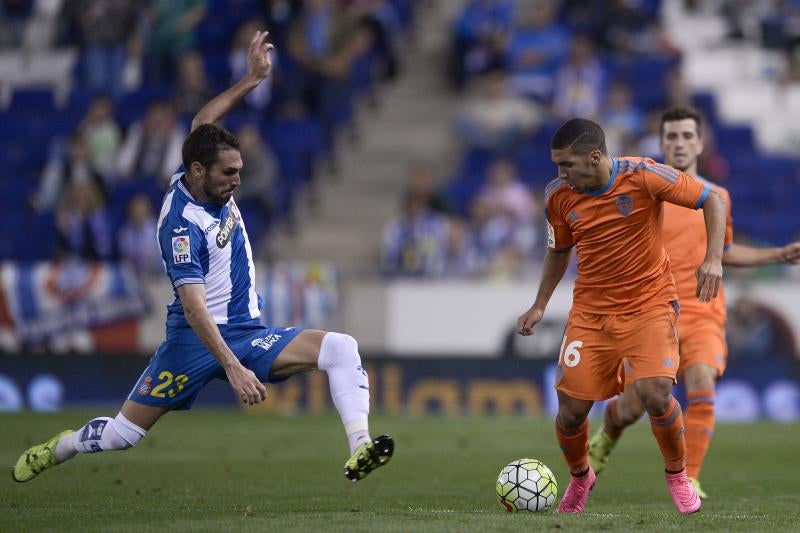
[381,0,800,280]
[1,0,413,270]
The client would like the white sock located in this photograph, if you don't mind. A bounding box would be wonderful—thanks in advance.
[54,433,78,463]
[69,413,147,455]
[317,332,371,454]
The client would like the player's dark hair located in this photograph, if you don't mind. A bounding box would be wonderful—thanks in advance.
[660,106,703,138]
[182,123,241,171]
[550,118,607,154]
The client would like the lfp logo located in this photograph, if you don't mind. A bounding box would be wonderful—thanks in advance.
[172,236,191,264]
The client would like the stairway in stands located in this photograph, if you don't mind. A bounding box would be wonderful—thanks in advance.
[270,1,462,278]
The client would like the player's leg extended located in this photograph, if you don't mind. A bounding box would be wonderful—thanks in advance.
[12,401,165,483]
[635,376,700,514]
[589,384,645,474]
[270,330,393,482]
[682,363,717,499]
[555,391,596,514]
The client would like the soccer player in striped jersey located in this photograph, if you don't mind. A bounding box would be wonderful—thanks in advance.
[589,106,800,498]
[13,31,392,485]
[517,118,729,514]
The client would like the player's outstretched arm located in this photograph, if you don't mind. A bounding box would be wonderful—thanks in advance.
[517,249,572,336]
[177,284,267,405]
[190,30,274,132]
[696,190,725,303]
[722,241,800,267]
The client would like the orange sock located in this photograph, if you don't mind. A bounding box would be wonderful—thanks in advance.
[649,396,686,473]
[685,389,715,479]
[555,417,589,475]
[604,398,625,440]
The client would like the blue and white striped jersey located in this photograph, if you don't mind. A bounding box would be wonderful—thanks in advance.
[157,167,262,329]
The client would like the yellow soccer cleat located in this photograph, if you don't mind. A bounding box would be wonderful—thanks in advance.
[690,477,709,500]
[588,429,618,475]
[343,434,394,482]
[12,430,73,483]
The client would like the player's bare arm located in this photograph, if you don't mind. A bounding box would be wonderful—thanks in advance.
[722,241,800,267]
[517,249,572,336]
[695,190,725,303]
[176,283,267,405]
[190,30,274,132]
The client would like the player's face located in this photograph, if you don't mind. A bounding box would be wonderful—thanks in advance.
[203,149,243,205]
[660,119,703,172]
[551,147,601,193]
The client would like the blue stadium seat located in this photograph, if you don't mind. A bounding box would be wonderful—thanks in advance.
[9,89,56,115]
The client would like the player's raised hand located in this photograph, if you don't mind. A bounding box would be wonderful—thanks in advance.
[779,241,800,264]
[225,362,267,405]
[517,306,544,336]
[695,259,723,303]
[247,30,274,81]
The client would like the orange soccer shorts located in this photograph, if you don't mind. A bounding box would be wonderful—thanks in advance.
[556,303,680,401]
[676,312,727,378]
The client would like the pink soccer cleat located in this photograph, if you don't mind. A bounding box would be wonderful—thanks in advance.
[665,469,702,514]
[557,466,596,513]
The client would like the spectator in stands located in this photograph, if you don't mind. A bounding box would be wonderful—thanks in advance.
[504,0,571,99]
[601,82,644,155]
[116,100,185,185]
[234,124,276,234]
[79,96,122,180]
[727,297,796,358]
[468,195,514,261]
[476,159,537,224]
[629,110,661,159]
[440,216,485,278]
[468,193,537,279]
[31,132,107,213]
[456,68,542,151]
[450,0,515,89]
[563,0,675,57]
[117,193,162,274]
[230,20,276,113]
[146,0,207,83]
[173,50,213,116]
[287,0,373,167]
[405,162,450,214]
[351,0,403,81]
[64,0,138,98]
[55,181,112,261]
[0,0,32,47]
[552,34,605,120]
[664,67,693,108]
[381,189,449,277]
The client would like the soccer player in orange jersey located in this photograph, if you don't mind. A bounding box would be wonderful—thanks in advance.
[517,118,728,515]
[588,107,800,499]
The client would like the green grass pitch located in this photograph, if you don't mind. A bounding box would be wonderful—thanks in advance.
[1,411,798,532]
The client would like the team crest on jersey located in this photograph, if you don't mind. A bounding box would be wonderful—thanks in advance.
[138,376,153,396]
[616,195,633,216]
[172,236,191,263]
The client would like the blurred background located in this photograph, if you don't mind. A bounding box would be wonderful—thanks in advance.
[0,0,798,421]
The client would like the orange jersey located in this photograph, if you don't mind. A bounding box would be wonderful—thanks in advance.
[545,157,710,314]
[662,178,734,323]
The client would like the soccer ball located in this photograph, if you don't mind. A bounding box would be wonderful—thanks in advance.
[496,458,558,513]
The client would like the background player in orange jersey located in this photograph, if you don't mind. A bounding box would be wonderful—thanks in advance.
[589,107,800,499]
[517,118,727,515]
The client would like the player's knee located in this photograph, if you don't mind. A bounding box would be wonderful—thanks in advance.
[318,332,361,370]
[684,365,717,392]
[74,413,147,453]
[557,406,587,429]
[617,397,645,425]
